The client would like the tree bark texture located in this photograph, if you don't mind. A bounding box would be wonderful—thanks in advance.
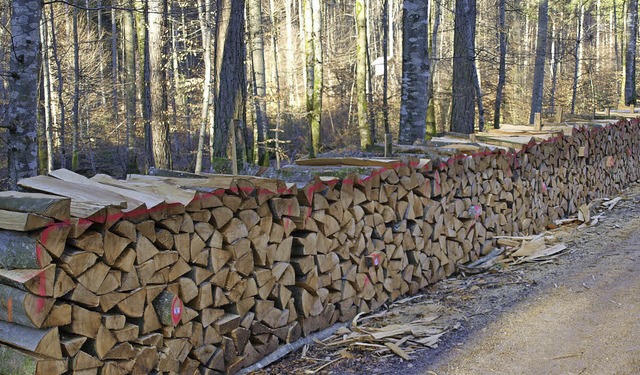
[625,0,638,105]
[213,0,247,159]
[356,0,371,149]
[148,0,172,169]
[7,0,43,189]
[248,0,270,165]
[398,0,429,144]
[529,0,548,124]
[450,0,476,134]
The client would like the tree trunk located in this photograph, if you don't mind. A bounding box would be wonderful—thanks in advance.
[213,0,247,159]
[284,0,298,107]
[49,6,66,169]
[625,0,638,105]
[493,0,507,129]
[529,0,549,123]
[382,0,390,146]
[269,0,283,168]
[140,0,152,170]
[195,0,213,173]
[248,0,270,165]
[303,0,314,156]
[571,2,583,114]
[474,63,485,131]
[72,0,80,170]
[124,0,137,172]
[356,0,371,149]
[549,20,560,115]
[40,15,54,173]
[426,0,441,138]
[7,0,43,188]
[111,8,119,148]
[311,0,323,156]
[398,0,429,144]
[148,0,172,169]
[450,0,476,134]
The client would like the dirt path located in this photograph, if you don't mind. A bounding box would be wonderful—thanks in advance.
[425,219,640,375]
[258,185,640,375]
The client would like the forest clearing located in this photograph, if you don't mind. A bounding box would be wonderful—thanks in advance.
[2,0,640,374]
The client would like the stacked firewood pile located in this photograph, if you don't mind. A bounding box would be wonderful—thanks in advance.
[0,118,638,374]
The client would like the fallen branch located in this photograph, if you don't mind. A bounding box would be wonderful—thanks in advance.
[237,322,348,375]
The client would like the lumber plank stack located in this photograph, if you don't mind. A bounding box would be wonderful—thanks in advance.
[0,118,637,374]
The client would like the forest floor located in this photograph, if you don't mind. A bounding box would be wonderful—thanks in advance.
[257,182,640,375]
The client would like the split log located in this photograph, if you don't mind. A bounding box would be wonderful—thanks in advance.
[0,321,62,359]
[0,343,67,375]
[0,284,54,328]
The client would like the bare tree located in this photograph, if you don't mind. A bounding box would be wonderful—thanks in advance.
[248,0,270,165]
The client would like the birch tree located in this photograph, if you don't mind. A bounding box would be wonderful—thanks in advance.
[6,0,43,188]
[450,0,476,134]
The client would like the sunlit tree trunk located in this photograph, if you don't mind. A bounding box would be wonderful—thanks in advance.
[40,14,54,173]
[311,0,323,156]
[148,0,171,168]
[451,0,476,134]
[195,0,212,173]
[356,0,370,149]
[303,0,323,157]
[7,0,42,188]
[248,0,270,165]
[529,0,548,123]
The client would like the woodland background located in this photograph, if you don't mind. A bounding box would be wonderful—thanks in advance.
[0,0,637,186]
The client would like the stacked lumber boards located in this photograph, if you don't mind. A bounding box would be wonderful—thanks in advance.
[0,118,637,374]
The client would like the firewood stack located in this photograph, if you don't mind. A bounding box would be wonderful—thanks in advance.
[0,118,637,374]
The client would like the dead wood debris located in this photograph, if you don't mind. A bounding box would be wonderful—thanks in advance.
[294,298,458,372]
